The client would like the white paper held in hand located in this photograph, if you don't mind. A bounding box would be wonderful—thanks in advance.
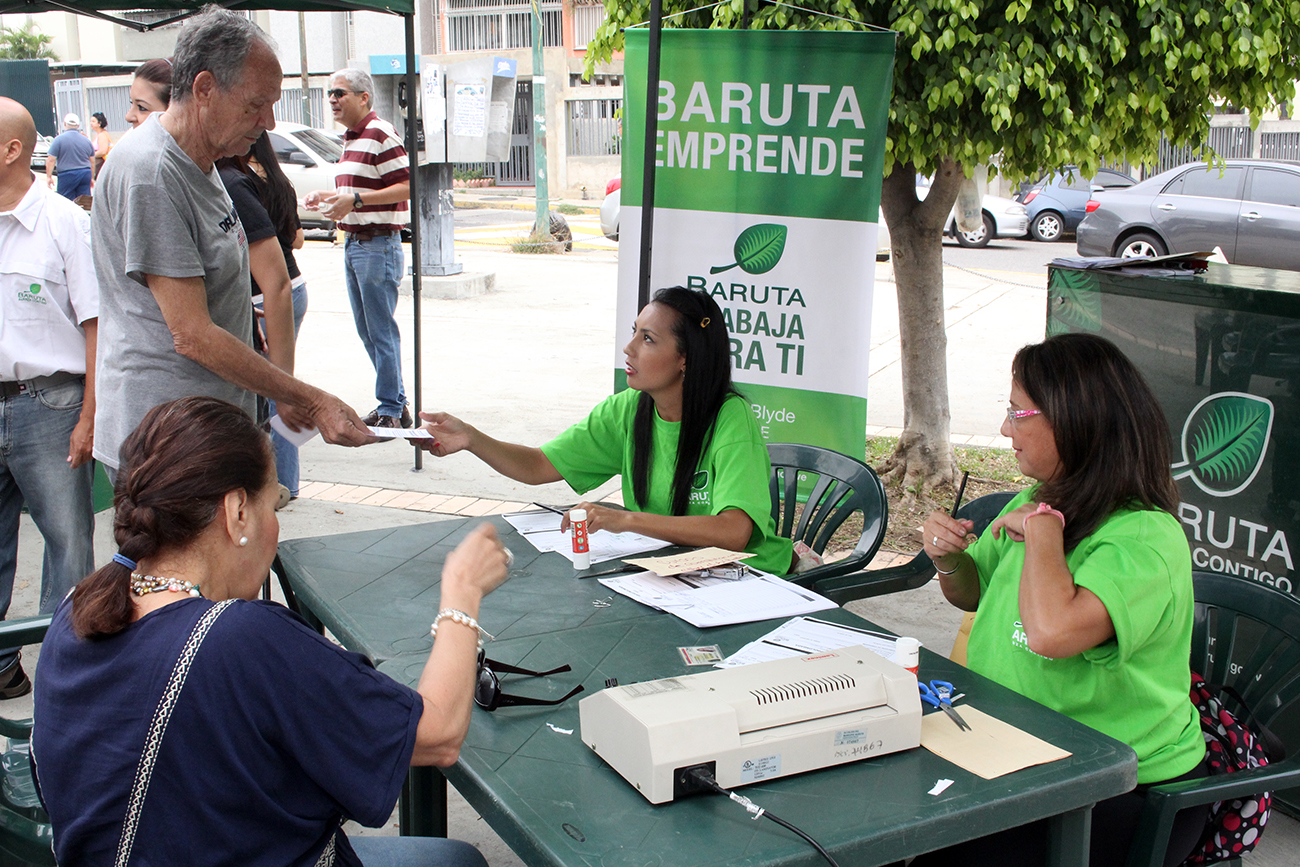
[269,414,320,447]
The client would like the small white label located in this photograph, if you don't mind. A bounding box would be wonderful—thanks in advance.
[739,754,782,783]
[621,679,685,698]
[834,729,867,746]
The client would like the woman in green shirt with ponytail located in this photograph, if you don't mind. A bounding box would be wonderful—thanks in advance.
[419,286,793,575]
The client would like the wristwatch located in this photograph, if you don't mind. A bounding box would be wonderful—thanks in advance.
[352,192,363,210]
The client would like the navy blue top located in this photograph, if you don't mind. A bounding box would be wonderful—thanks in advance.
[48,130,94,172]
[32,596,423,866]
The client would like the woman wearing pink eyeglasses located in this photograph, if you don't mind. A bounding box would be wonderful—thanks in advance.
[917,333,1207,867]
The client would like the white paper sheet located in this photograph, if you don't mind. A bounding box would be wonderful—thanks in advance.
[366,427,433,439]
[717,616,899,668]
[269,415,319,447]
[501,511,669,564]
[599,571,835,628]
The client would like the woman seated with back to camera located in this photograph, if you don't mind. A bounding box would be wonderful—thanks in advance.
[914,333,1207,867]
[420,285,794,575]
[33,396,509,867]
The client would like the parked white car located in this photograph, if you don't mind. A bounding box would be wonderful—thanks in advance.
[265,120,345,233]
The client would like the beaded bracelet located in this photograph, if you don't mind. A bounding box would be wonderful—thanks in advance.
[1026,502,1066,529]
[430,608,494,648]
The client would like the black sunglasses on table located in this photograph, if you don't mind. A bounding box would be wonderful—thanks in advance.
[474,648,585,712]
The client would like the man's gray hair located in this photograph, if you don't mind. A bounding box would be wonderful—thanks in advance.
[171,6,277,103]
[333,68,375,105]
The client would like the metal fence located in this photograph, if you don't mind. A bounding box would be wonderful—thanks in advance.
[85,84,131,133]
[573,3,606,48]
[566,98,621,156]
[1259,131,1300,161]
[447,5,562,51]
[1147,125,1252,175]
[274,87,328,128]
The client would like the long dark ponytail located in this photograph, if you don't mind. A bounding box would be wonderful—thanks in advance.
[71,397,272,639]
[247,131,300,245]
[631,286,738,515]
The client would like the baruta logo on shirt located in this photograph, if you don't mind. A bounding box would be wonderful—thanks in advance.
[16,282,47,305]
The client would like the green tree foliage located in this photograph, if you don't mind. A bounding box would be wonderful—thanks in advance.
[585,0,1300,493]
[0,22,58,60]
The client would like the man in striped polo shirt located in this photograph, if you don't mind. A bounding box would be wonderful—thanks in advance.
[305,69,412,428]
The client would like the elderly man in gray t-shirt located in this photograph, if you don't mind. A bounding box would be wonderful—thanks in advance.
[92,8,371,474]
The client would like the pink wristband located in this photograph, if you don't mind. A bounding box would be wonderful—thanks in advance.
[1027,502,1066,529]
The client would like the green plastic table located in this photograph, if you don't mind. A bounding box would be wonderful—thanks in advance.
[277,516,1138,867]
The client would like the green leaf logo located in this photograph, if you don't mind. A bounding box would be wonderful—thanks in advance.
[1172,392,1273,496]
[1046,269,1101,336]
[709,224,787,275]
[28,283,41,295]
[692,471,709,490]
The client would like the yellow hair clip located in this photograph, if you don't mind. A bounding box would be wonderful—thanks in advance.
[700,317,711,328]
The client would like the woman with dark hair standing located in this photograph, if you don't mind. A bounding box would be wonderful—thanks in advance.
[421,286,793,574]
[917,333,1207,867]
[124,58,172,128]
[32,396,508,867]
[218,131,309,501]
[88,112,111,179]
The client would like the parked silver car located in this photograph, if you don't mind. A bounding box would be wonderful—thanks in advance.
[1077,160,1300,271]
[265,120,344,233]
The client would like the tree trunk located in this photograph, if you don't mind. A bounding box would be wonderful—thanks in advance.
[876,159,965,496]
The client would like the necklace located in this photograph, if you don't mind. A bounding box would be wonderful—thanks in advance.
[130,572,202,598]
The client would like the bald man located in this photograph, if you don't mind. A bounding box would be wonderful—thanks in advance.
[0,97,99,698]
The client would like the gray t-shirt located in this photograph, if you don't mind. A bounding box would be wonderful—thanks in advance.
[91,114,255,469]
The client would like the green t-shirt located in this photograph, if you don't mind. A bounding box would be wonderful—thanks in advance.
[540,390,793,575]
[965,489,1205,784]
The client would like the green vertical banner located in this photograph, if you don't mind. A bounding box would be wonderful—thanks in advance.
[617,28,896,455]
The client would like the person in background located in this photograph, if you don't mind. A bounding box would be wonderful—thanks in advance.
[304,68,412,429]
[917,333,1208,867]
[88,112,112,180]
[33,396,508,867]
[91,7,371,482]
[44,113,93,201]
[125,57,172,129]
[420,286,794,575]
[218,131,309,503]
[0,97,98,698]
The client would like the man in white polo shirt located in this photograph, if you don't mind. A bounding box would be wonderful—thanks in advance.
[0,97,98,698]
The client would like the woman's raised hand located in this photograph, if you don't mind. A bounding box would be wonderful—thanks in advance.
[989,503,1040,543]
[440,523,510,603]
[922,511,977,561]
[418,411,473,456]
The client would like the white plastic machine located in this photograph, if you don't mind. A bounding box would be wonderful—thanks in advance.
[578,645,922,803]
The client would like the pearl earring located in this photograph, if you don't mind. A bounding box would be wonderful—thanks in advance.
[238,536,248,547]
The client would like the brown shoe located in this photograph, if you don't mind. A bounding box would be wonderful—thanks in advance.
[0,656,32,700]
[371,405,412,429]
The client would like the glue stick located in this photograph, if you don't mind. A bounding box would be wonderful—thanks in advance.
[570,508,590,570]
[895,636,920,676]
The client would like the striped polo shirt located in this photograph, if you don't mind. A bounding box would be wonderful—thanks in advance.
[336,111,410,233]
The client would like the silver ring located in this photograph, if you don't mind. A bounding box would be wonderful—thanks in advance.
[933,535,939,546]
[503,547,514,568]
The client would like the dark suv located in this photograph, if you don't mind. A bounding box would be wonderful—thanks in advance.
[1076,159,1300,271]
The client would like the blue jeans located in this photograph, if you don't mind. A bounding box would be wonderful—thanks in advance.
[56,168,92,200]
[350,836,487,867]
[260,280,309,496]
[0,379,95,669]
[344,233,406,418]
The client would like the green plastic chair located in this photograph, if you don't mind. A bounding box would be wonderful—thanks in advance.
[0,614,55,867]
[1125,570,1300,867]
[766,443,888,586]
[807,490,1016,604]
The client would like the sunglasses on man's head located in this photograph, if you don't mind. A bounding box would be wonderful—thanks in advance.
[474,649,585,712]
[327,89,352,100]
